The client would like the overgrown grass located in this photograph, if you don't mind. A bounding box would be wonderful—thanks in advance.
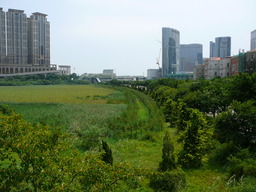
[0,85,118,104]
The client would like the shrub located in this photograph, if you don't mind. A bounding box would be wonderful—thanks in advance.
[208,142,237,166]
[178,108,213,168]
[101,140,113,165]
[228,148,256,178]
[158,131,176,172]
[149,169,186,192]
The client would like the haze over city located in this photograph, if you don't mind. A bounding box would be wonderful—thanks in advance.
[1,0,255,76]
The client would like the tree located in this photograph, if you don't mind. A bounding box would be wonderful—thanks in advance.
[159,131,176,172]
[198,79,230,118]
[101,140,113,165]
[214,100,256,148]
[178,108,213,168]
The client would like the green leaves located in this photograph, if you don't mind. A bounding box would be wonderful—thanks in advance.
[214,100,256,147]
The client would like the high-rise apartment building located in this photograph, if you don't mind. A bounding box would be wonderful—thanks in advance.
[210,37,231,58]
[0,8,50,66]
[180,44,203,72]
[0,8,6,63]
[162,27,180,77]
[28,12,50,66]
[6,9,28,64]
[251,30,256,50]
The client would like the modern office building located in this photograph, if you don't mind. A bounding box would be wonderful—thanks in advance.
[28,12,50,66]
[180,44,203,72]
[6,9,28,64]
[210,41,215,58]
[251,30,256,50]
[210,37,231,58]
[0,8,6,63]
[162,27,180,77]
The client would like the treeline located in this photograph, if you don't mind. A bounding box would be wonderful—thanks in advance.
[0,73,89,86]
[111,73,256,186]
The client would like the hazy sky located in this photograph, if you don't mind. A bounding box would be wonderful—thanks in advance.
[1,0,256,75]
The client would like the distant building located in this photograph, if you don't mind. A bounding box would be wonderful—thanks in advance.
[208,57,221,79]
[210,41,215,58]
[0,8,6,64]
[210,37,231,58]
[147,69,160,79]
[166,73,193,80]
[180,44,203,72]
[58,65,71,75]
[203,58,211,79]
[103,69,114,74]
[219,57,231,77]
[193,64,204,79]
[244,50,256,75]
[0,8,57,76]
[162,27,180,77]
[6,9,28,64]
[231,56,239,76]
[28,12,50,66]
[251,30,256,50]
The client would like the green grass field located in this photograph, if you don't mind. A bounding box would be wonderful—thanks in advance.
[0,85,119,104]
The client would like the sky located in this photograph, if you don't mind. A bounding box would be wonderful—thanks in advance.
[1,0,256,76]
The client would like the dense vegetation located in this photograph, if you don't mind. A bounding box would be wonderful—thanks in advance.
[111,73,256,191]
[0,73,87,86]
[1,73,256,191]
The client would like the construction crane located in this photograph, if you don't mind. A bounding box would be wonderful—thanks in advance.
[156,48,161,69]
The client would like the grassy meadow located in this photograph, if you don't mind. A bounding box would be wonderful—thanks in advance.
[0,85,120,104]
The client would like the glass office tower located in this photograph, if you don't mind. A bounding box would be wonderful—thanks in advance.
[180,44,203,72]
[251,30,256,50]
[162,27,180,77]
[215,37,231,58]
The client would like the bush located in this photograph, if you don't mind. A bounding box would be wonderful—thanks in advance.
[149,169,186,192]
[228,148,256,178]
[158,131,176,172]
[208,142,237,166]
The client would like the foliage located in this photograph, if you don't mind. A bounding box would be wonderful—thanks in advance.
[102,140,113,165]
[228,73,256,102]
[158,131,176,172]
[0,104,14,115]
[178,108,213,168]
[0,73,88,86]
[197,79,230,117]
[214,100,256,148]
[0,110,148,191]
[149,169,186,192]
[227,148,256,178]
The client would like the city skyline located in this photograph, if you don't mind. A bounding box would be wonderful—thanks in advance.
[0,0,255,76]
